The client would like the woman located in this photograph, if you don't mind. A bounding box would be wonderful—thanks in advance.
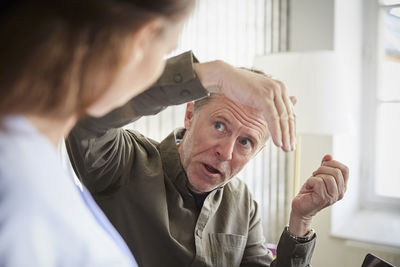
[0,0,194,266]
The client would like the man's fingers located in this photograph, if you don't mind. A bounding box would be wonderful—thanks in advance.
[304,176,325,196]
[321,159,349,190]
[263,99,283,148]
[289,96,297,105]
[322,154,333,163]
[308,175,339,207]
[289,95,298,150]
[272,80,292,151]
[313,166,345,199]
[317,174,339,204]
[277,81,296,151]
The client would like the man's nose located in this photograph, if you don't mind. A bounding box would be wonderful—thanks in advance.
[215,138,235,161]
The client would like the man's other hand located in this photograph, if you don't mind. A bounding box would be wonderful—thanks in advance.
[289,154,349,236]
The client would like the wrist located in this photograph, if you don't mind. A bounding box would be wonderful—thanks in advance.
[288,211,313,236]
[284,226,315,243]
[193,60,227,93]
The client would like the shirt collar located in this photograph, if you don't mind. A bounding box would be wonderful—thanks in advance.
[159,128,190,197]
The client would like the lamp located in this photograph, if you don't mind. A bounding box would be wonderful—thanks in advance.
[253,51,349,135]
[253,51,350,195]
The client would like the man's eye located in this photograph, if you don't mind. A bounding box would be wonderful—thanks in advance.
[214,122,225,132]
[239,138,251,147]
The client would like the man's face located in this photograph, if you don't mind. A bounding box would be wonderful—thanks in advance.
[178,94,269,194]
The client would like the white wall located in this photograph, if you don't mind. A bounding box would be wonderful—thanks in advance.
[289,0,335,51]
[294,0,400,266]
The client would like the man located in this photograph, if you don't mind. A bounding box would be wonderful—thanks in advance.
[67,52,348,266]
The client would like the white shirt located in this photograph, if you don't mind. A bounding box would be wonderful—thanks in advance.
[0,116,137,267]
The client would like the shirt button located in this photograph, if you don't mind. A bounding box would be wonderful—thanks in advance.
[180,89,191,97]
[174,73,183,83]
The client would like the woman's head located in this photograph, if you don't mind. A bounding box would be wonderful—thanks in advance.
[0,0,194,118]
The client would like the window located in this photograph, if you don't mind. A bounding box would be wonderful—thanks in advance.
[375,3,400,199]
[327,0,400,251]
[361,0,400,209]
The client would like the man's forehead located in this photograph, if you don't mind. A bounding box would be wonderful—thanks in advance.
[203,95,264,122]
[200,94,269,142]
[200,94,257,112]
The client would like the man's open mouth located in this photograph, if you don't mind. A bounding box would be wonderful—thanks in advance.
[203,163,220,174]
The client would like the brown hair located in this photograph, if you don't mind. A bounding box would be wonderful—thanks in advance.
[0,0,194,118]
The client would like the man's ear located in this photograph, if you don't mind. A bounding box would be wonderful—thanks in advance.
[184,102,195,130]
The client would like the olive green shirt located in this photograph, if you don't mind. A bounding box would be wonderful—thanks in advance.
[66,51,315,267]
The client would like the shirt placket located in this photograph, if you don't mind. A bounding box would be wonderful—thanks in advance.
[191,190,222,267]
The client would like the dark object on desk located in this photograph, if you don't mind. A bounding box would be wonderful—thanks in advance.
[361,253,395,267]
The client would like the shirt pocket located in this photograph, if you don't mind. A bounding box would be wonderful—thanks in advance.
[209,233,247,267]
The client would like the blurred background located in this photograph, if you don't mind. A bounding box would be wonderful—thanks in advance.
[126,0,400,266]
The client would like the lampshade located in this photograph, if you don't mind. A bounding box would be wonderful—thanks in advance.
[253,51,349,135]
